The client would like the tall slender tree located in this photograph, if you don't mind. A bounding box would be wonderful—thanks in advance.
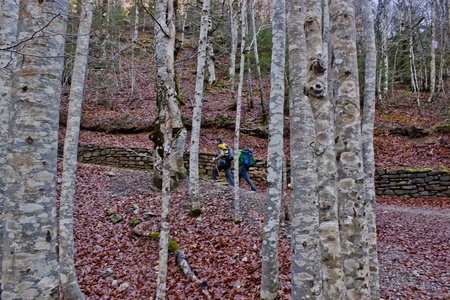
[189,0,211,217]
[155,0,176,298]
[205,14,216,85]
[428,0,436,102]
[151,0,187,190]
[361,0,381,298]
[229,0,239,105]
[260,0,285,298]
[0,0,19,286]
[330,0,369,298]
[287,0,322,297]
[305,1,345,298]
[249,0,267,124]
[233,0,248,223]
[131,0,139,97]
[59,0,94,298]
[1,0,69,297]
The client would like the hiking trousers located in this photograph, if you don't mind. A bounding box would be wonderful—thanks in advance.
[239,166,257,191]
[212,161,234,187]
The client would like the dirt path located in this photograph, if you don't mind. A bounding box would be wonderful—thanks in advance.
[376,202,450,299]
[94,166,449,299]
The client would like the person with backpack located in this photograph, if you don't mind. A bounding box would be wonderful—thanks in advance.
[238,146,257,192]
[211,137,234,187]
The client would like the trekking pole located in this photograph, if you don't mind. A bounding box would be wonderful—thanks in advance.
[215,162,222,179]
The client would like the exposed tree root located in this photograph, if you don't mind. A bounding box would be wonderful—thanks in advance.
[132,226,211,299]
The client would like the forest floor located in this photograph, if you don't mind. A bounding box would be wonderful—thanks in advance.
[59,32,449,299]
[63,162,450,300]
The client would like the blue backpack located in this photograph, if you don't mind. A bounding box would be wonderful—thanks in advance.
[240,149,255,167]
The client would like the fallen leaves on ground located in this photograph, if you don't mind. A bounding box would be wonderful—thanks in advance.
[59,161,450,299]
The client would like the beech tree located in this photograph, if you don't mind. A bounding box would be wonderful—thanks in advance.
[233,0,248,223]
[0,0,19,285]
[59,0,94,298]
[249,0,267,124]
[1,0,69,297]
[189,0,211,217]
[154,0,176,298]
[427,0,436,102]
[229,0,239,105]
[304,1,345,298]
[330,0,370,297]
[150,0,187,191]
[260,0,285,298]
[361,0,381,298]
[287,0,321,297]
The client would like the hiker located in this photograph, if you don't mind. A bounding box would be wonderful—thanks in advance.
[238,146,257,191]
[211,137,234,187]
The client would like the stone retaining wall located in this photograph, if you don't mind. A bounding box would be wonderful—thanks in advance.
[59,143,449,198]
[375,169,449,198]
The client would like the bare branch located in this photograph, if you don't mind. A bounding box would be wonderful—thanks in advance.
[139,0,170,38]
[0,13,62,51]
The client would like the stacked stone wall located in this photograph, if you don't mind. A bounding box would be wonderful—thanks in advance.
[375,169,449,198]
[59,143,449,198]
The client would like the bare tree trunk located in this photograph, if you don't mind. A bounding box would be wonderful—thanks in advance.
[247,67,254,109]
[378,0,390,102]
[0,0,19,287]
[234,0,248,224]
[59,1,93,299]
[229,0,239,105]
[131,0,139,97]
[260,0,285,298]
[407,1,421,109]
[189,0,211,217]
[382,31,389,99]
[206,16,216,87]
[303,1,345,298]
[322,0,331,102]
[156,0,175,298]
[437,0,446,95]
[180,2,187,47]
[249,0,267,124]
[2,0,69,296]
[287,0,322,292]
[281,153,289,221]
[428,0,436,102]
[362,0,381,298]
[151,0,186,191]
[205,12,216,86]
[330,0,369,298]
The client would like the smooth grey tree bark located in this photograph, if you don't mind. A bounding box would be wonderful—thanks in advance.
[0,0,19,287]
[260,0,285,298]
[305,1,344,298]
[287,0,322,297]
[406,1,420,108]
[206,42,216,85]
[382,13,389,100]
[151,0,186,191]
[229,0,239,105]
[233,0,248,224]
[59,0,94,298]
[322,0,331,103]
[249,0,267,124]
[330,0,369,298]
[131,0,139,97]
[361,0,381,298]
[189,0,211,217]
[427,0,436,102]
[156,0,175,298]
[1,0,69,297]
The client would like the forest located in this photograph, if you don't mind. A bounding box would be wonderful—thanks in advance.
[0,0,449,299]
